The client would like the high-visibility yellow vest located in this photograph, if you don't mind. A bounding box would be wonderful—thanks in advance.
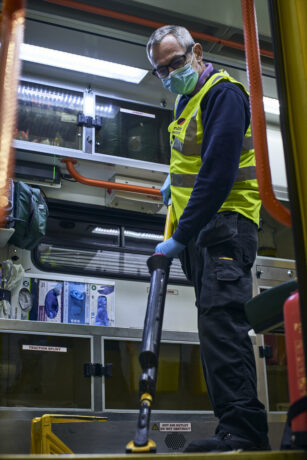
[169,70,261,230]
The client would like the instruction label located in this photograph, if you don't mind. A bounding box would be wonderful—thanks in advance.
[147,288,178,295]
[22,345,67,353]
[159,423,191,432]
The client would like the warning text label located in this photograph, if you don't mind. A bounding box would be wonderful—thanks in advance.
[159,423,191,432]
[22,345,67,353]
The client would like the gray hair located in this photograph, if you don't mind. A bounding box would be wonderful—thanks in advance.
[146,25,195,64]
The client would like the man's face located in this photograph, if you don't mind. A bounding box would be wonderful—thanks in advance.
[150,34,203,81]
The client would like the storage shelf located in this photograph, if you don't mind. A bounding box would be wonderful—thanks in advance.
[0,318,199,342]
[14,139,169,173]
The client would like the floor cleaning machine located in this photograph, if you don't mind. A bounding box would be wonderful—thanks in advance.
[126,206,173,453]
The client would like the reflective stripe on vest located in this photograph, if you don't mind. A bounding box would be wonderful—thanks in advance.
[172,132,253,156]
[172,136,201,156]
[171,165,257,188]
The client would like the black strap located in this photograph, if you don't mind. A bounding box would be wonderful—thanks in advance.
[27,189,35,234]
[0,289,11,302]
[287,395,307,422]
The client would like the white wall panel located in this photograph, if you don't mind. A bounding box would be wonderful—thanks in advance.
[113,279,197,332]
[16,249,197,333]
[267,126,288,196]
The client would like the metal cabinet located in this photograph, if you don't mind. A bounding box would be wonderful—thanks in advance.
[95,96,170,165]
[0,321,217,454]
[14,79,171,172]
[0,321,209,413]
[0,329,92,410]
[102,338,212,412]
[16,81,83,150]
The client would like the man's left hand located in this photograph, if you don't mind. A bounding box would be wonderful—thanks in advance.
[155,237,186,258]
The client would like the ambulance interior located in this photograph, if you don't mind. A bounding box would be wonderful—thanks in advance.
[0,0,306,456]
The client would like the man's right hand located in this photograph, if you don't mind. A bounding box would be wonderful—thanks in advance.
[160,174,171,206]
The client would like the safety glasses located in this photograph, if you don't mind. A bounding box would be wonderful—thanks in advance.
[152,45,194,79]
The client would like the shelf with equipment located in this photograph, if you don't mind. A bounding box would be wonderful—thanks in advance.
[13,79,171,175]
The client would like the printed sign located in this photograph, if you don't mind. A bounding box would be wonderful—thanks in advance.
[147,288,178,295]
[22,345,67,353]
[159,423,191,432]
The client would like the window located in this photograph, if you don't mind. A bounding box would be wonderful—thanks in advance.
[32,203,189,285]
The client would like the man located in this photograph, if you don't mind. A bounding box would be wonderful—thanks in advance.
[146,25,270,452]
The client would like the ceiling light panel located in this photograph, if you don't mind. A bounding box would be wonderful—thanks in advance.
[20,44,148,84]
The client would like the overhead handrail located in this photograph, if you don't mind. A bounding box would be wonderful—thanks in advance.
[62,158,162,198]
[43,0,273,59]
[0,0,26,226]
[241,0,291,227]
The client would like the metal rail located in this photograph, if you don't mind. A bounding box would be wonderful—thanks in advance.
[62,158,162,197]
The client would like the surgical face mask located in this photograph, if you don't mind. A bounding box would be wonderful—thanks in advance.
[161,60,198,94]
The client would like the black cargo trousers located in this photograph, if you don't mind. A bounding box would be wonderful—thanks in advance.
[179,211,269,446]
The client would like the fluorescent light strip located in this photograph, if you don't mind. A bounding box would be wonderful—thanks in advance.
[96,104,114,114]
[20,43,148,84]
[120,107,155,118]
[92,227,120,235]
[18,85,83,107]
[124,230,163,241]
[92,227,163,241]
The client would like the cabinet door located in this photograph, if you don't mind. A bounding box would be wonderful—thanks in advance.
[263,334,289,411]
[0,332,92,409]
[95,96,170,165]
[16,82,83,150]
[103,339,213,411]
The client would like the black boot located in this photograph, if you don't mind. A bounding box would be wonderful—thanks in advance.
[184,431,271,452]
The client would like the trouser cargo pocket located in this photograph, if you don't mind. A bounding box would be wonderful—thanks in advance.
[195,212,257,310]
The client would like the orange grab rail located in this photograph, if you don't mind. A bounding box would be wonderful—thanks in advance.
[241,0,291,227]
[0,0,26,226]
[63,158,162,198]
[43,0,273,59]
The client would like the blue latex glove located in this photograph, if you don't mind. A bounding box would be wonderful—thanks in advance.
[155,237,186,258]
[44,289,59,319]
[95,295,109,326]
[44,283,62,319]
[160,174,171,206]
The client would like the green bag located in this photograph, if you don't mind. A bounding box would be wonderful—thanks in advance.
[9,181,49,250]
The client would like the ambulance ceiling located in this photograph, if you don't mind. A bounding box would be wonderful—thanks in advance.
[21,0,276,109]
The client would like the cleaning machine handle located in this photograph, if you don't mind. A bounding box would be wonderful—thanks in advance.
[139,204,173,370]
[126,205,173,453]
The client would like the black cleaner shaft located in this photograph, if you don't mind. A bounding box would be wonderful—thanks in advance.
[139,254,171,370]
[126,253,171,453]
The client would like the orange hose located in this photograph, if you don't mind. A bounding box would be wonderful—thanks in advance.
[43,0,273,59]
[241,0,291,227]
[63,158,162,198]
[0,0,25,227]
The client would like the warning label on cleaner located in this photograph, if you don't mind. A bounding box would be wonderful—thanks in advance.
[159,423,191,432]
